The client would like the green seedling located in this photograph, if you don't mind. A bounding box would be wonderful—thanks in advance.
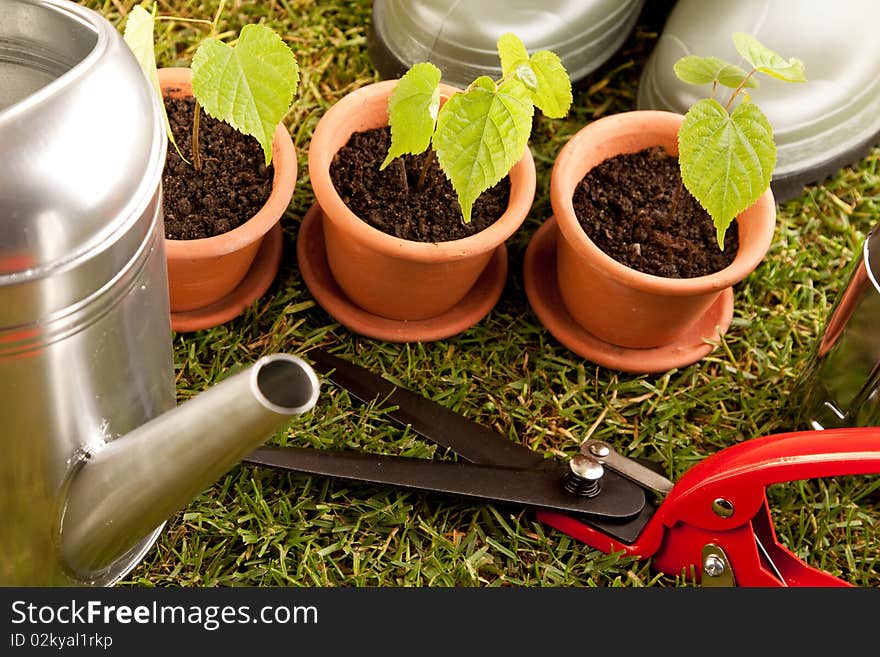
[675,32,806,249]
[381,33,572,224]
[123,1,299,170]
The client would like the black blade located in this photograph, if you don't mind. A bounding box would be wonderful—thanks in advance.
[308,349,544,469]
[244,447,645,519]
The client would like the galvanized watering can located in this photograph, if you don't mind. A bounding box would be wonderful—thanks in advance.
[0,0,319,585]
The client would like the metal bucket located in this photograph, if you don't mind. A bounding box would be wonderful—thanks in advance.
[799,226,880,429]
[0,0,172,584]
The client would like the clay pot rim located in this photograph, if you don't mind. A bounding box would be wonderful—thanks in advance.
[157,67,297,258]
[550,109,777,296]
[308,79,537,262]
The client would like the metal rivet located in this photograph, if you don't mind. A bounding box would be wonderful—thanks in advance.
[703,555,726,577]
[701,544,735,587]
[712,498,735,518]
[586,441,611,460]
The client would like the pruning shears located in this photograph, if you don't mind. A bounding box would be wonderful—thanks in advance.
[243,349,880,587]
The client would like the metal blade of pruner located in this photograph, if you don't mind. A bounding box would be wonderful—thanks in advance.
[244,348,650,520]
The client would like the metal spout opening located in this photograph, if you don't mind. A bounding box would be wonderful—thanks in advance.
[61,353,319,579]
[255,355,321,414]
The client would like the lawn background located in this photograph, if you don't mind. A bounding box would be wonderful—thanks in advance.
[79,0,879,586]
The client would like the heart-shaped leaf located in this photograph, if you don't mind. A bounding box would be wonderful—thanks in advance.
[192,24,300,165]
[433,77,533,223]
[732,32,806,82]
[497,32,530,77]
[381,62,441,170]
[527,50,572,119]
[123,4,186,160]
[678,98,775,249]
[674,55,758,89]
[497,33,571,118]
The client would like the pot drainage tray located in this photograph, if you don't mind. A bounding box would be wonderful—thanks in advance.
[297,203,507,343]
[524,217,733,373]
[170,223,283,333]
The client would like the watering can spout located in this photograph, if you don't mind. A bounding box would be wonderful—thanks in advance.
[0,0,320,585]
[59,354,320,578]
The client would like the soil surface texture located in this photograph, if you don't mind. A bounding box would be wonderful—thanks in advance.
[572,146,739,278]
[162,96,273,240]
[329,126,511,242]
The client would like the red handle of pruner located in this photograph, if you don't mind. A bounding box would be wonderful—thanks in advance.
[668,426,880,525]
[539,427,880,586]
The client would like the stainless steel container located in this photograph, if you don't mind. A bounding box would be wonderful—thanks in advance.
[1,0,172,585]
[799,226,880,429]
[0,0,323,587]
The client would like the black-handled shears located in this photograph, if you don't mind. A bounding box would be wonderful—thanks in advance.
[243,349,660,538]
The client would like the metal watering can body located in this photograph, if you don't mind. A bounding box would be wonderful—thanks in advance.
[799,225,880,430]
[0,1,318,585]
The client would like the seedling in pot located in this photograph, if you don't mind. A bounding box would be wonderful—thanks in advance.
[380,33,573,224]
[675,32,806,248]
[123,1,299,170]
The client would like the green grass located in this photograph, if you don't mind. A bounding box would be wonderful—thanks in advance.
[80,0,879,587]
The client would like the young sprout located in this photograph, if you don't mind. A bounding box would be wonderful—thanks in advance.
[123,1,299,170]
[380,33,573,224]
[675,32,807,249]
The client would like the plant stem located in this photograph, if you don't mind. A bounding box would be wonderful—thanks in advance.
[187,0,223,173]
[725,69,758,111]
[417,150,435,191]
[192,99,202,171]
[397,158,409,194]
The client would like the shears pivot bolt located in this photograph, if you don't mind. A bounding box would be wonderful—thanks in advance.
[563,455,604,498]
[712,498,735,518]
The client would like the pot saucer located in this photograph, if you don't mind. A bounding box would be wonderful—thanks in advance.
[170,222,283,333]
[523,217,734,373]
[297,203,507,342]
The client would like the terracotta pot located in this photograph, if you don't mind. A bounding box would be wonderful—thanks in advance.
[158,68,296,317]
[307,79,536,324]
[549,110,776,350]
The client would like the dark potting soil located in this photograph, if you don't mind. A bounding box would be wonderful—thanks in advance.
[572,146,739,278]
[329,126,511,242]
[161,96,273,240]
